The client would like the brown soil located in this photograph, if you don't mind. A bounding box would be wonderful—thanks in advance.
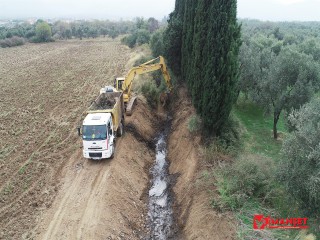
[168,87,236,239]
[35,132,154,240]
[0,38,155,240]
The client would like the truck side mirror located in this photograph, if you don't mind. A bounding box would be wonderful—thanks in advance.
[77,127,81,136]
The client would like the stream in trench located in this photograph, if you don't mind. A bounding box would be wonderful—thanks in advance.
[147,122,174,239]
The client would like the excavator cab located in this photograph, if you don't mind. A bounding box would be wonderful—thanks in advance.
[114,78,124,91]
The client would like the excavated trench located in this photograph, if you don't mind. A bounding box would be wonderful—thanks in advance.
[146,119,173,239]
[126,110,178,239]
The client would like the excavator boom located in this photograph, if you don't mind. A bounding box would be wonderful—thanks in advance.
[115,56,173,115]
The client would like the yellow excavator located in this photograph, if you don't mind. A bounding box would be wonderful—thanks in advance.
[113,56,173,115]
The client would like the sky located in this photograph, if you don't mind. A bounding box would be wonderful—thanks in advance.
[0,0,320,21]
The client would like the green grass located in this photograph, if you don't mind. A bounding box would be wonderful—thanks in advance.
[233,100,287,160]
[236,200,302,240]
[230,100,320,239]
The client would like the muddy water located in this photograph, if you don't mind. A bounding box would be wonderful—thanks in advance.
[147,125,173,239]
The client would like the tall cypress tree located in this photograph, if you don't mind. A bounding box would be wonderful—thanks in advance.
[189,0,210,113]
[163,0,184,76]
[181,0,196,83]
[165,0,241,135]
[200,0,241,134]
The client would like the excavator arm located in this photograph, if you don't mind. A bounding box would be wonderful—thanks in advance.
[120,56,172,93]
[115,56,173,115]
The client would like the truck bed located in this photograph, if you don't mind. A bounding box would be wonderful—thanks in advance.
[86,90,124,132]
[88,92,121,111]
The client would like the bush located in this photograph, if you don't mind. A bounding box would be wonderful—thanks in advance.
[121,29,151,48]
[0,36,25,48]
[141,81,160,109]
[188,115,201,133]
[31,35,54,43]
[121,34,137,48]
[216,112,242,153]
[136,29,150,45]
[213,154,276,210]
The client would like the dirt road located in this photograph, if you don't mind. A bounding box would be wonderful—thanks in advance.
[35,132,153,240]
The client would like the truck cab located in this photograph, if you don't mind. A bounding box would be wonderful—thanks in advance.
[82,112,115,160]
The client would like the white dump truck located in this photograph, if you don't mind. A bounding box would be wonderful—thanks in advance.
[78,86,125,160]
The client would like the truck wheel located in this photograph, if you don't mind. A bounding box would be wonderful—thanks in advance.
[110,142,115,159]
[117,121,123,137]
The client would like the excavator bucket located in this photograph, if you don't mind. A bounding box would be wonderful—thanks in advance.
[159,91,171,106]
[125,96,137,116]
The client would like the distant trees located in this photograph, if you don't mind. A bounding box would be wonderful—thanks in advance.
[280,98,320,213]
[239,21,320,138]
[147,17,159,33]
[163,0,241,135]
[121,17,161,48]
[0,19,137,47]
[52,21,71,39]
[34,21,52,42]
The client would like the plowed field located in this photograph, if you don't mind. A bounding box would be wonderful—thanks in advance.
[0,38,150,239]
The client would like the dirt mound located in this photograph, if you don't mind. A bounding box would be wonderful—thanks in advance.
[125,97,160,144]
[168,87,236,239]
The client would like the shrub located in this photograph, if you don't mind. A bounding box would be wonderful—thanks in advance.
[121,29,151,48]
[213,154,276,210]
[188,115,201,133]
[0,36,25,48]
[121,34,137,48]
[202,141,233,165]
[141,81,160,109]
[136,29,150,45]
[216,112,242,154]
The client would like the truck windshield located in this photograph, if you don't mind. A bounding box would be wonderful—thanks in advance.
[82,125,107,140]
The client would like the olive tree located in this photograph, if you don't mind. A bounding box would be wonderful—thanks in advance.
[279,98,320,213]
[241,44,320,139]
[263,48,319,138]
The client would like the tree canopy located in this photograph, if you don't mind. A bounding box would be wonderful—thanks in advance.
[280,98,320,213]
[35,21,52,42]
[239,21,320,138]
[164,0,241,135]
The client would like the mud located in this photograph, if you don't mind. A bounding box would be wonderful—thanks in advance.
[146,119,173,240]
